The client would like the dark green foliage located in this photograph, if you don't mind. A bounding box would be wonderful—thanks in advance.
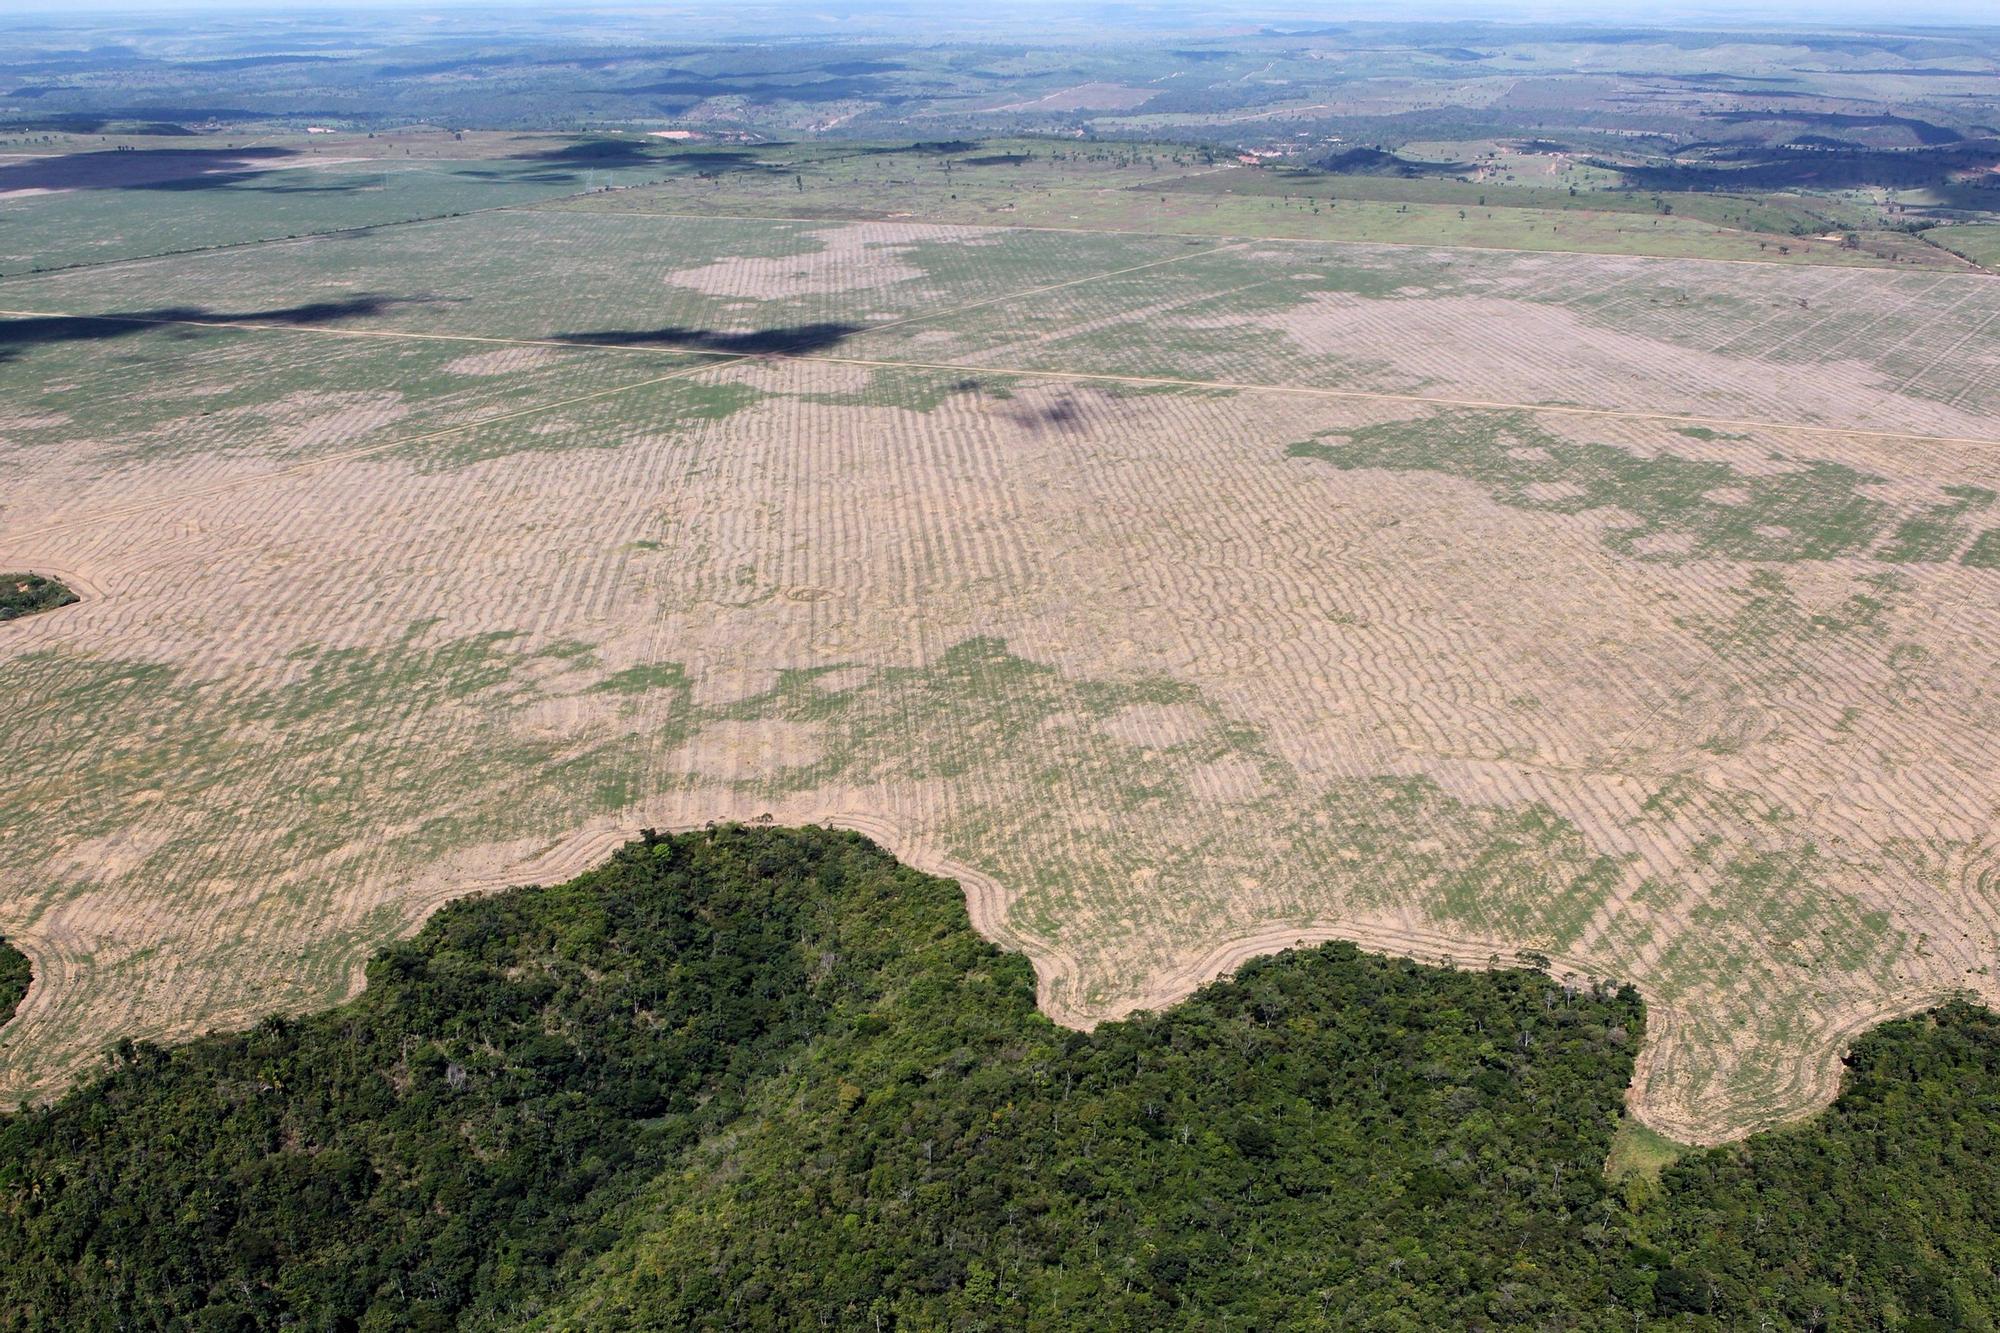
[0,827,1994,1331]
[562,922,1646,1331]
[1630,1004,2000,1330]
[0,940,27,1031]
[0,574,77,622]
[0,826,964,1330]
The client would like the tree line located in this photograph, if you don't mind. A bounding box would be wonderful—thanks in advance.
[0,825,1991,1330]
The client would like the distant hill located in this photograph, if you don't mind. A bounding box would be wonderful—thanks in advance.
[1311,146,1472,177]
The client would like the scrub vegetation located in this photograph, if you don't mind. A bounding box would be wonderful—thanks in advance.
[0,574,76,622]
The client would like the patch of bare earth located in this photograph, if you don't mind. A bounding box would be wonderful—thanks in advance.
[5,261,2000,1149]
[1230,289,2000,440]
[444,347,562,376]
[661,223,980,300]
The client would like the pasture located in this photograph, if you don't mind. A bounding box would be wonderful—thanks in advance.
[2,145,1998,1144]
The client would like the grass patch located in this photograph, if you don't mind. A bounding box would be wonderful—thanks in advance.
[1606,1116,1691,1183]
[1289,411,1923,563]
[1959,527,2000,568]
[589,662,690,696]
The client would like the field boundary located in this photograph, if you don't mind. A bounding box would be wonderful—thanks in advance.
[5,304,1997,505]
[4,178,1986,289]
[0,355,732,542]
[356,803,1963,1146]
[503,203,1999,278]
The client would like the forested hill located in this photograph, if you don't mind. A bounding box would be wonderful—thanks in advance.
[0,826,1993,1330]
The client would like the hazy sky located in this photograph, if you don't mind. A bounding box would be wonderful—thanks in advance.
[13,0,2000,19]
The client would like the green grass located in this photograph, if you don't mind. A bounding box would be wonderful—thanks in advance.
[1962,527,2000,568]
[0,323,701,488]
[1923,222,2000,269]
[5,597,1918,1132]
[0,207,1209,355]
[539,139,1950,269]
[1876,484,1996,563]
[1606,1117,1691,1183]
[0,625,707,1088]
[0,147,706,276]
[1288,411,1911,563]
[1672,569,1894,659]
[589,663,691,696]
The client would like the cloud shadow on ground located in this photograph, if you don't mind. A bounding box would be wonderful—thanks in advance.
[0,295,427,363]
[551,321,865,356]
[0,147,310,194]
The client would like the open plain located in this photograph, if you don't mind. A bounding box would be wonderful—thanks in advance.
[3,143,1999,1145]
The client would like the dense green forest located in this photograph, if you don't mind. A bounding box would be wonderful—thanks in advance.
[0,574,77,622]
[0,826,1992,1330]
[0,940,26,1031]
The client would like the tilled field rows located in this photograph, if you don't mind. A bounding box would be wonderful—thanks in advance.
[5,213,1996,438]
[2,214,1998,1144]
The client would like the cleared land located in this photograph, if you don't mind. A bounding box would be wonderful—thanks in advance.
[0,131,697,275]
[3,161,1998,1145]
[537,140,1968,270]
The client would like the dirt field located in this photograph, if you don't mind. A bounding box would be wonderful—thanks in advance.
[3,203,1998,1145]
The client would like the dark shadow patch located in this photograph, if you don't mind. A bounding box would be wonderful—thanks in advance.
[374,55,527,78]
[502,142,790,180]
[512,137,659,164]
[1311,147,1473,178]
[0,117,199,136]
[494,170,587,185]
[0,147,301,194]
[1704,109,1964,146]
[1598,138,1999,192]
[629,150,791,178]
[860,140,978,156]
[0,108,284,133]
[0,294,426,363]
[1001,392,1085,434]
[552,322,864,356]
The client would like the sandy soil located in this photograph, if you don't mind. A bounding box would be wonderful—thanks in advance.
[3,228,1999,1147]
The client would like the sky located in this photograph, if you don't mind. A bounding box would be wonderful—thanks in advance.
[10,0,1999,22]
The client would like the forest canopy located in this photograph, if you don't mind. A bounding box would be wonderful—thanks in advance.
[0,825,1992,1330]
[0,574,77,622]
[0,940,26,1033]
